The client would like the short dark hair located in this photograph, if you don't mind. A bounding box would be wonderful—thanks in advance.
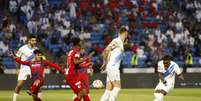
[163,55,172,61]
[28,35,37,40]
[72,37,80,46]
[33,49,43,54]
[119,26,127,34]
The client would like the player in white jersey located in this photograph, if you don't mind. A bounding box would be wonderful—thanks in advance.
[13,35,38,101]
[154,55,184,101]
[100,27,128,101]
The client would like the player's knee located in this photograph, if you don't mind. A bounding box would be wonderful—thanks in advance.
[15,85,22,93]
[112,81,121,88]
[82,89,88,96]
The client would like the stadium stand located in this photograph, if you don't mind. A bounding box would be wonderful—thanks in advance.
[0,0,201,73]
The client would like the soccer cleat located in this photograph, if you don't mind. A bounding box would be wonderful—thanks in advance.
[26,90,32,96]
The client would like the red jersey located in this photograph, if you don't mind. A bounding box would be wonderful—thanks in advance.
[15,58,65,81]
[66,47,81,78]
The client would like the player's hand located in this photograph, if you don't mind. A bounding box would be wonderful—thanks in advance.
[33,79,41,86]
[64,68,69,75]
[88,67,93,77]
[163,81,167,86]
[88,51,95,58]
[100,62,106,72]
[8,51,16,59]
[89,70,93,77]
[16,69,19,76]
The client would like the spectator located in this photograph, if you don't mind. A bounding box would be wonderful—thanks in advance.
[20,3,34,20]
[130,52,138,68]
[9,0,18,14]
[27,18,38,34]
[0,41,9,56]
[68,0,77,18]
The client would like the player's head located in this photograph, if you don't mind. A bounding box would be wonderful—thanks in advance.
[163,55,172,68]
[119,26,128,42]
[27,35,37,47]
[33,49,43,61]
[72,37,81,48]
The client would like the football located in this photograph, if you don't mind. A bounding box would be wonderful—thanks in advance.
[92,79,104,88]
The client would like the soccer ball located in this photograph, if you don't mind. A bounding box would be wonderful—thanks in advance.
[92,79,104,88]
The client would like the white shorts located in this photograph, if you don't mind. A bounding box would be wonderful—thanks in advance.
[18,66,31,81]
[155,82,174,93]
[106,68,120,82]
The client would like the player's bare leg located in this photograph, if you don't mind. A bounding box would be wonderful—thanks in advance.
[154,89,167,101]
[100,81,113,101]
[38,89,42,99]
[13,80,25,101]
[32,94,41,101]
[108,80,121,101]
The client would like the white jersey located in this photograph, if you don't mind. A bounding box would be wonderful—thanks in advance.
[16,44,37,70]
[158,60,182,84]
[106,37,124,70]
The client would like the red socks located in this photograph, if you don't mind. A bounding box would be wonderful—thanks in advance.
[38,97,42,101]
[73,97,81,101]
[83,95,90,101]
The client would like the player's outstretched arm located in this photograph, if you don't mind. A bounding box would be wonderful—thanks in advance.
[44,60,65,74]
[15,58,32,66]
[74,51,94,65]
[8,51,21,75]
[101,40,117,71]
[8,51,31,66]
[178,73,184,80]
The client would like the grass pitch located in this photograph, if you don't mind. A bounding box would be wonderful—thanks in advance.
[0,88,201,101]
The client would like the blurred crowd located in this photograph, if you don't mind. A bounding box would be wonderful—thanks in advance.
[0,0,201,73]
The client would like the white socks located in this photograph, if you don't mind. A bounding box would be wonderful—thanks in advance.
[154,93,164,101]
[38,92,42,99]
[100,90,111,101]
[109,87,120,101]
[13,93,18,101]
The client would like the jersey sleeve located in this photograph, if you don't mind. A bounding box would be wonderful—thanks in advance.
[16,47,23,57]
[44,60,65,74]
[107,39,118,50]
[15,58,31,66]
[174,63,182,75]
[157,61,164,73]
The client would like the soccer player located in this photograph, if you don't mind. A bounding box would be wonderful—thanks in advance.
[154,55,184,101]
[65,37,93,101]
[100,26,128,101]
[13,35,38,101]
[72,50,94,100]
[10,49,65,101]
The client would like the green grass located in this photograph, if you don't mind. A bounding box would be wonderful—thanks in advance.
[0,88,201,101]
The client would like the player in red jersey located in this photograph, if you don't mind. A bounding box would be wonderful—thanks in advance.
[72,49,94,100]
[66,38,93,101]
[78,58,93,95]
[10,49,65,101]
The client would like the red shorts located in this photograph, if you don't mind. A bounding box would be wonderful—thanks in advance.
[66,75,87,94]
[79,73,89,92]
[30,79,44,94]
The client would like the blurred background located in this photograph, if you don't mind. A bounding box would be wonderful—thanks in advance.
[0,0,201,89]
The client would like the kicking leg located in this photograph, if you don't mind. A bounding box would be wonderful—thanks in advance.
[100,81,113,101]
[108,80,121,101]
[154,90,167,101]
